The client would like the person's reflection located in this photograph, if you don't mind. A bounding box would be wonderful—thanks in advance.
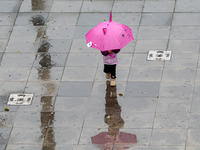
[31,0,45,11]
[104,81,124,138]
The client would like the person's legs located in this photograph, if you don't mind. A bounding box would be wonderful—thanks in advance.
[104,64,111,79]
[110,65,116,86]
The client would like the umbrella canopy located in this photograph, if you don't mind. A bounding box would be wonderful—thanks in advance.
[85,12,134,51]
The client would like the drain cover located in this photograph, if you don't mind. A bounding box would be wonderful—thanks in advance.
[147,50,172,61]
[7,94,34,105]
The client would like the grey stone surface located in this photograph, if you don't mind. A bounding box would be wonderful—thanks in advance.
[2,0,200,149]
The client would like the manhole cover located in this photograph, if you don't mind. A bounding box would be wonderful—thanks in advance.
[147,50,172,61]
[7,94,34,105]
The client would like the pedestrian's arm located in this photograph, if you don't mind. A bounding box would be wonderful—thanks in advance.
[113,49,120,54]
[101,51,109,56]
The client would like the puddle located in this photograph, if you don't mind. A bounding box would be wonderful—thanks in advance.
[91,81,137,149]
[31,15,45,26]
[31,0,46,11]
[38,40,53,53]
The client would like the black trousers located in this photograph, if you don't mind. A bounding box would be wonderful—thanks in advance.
[104,64,116,79]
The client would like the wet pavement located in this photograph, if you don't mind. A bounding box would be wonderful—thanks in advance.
[1,0,200,150]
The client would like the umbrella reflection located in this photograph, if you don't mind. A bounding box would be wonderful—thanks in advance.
[91,81,137,150]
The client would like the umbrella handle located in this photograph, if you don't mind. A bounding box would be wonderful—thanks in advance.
[109,53,116,58]
[109,11,112,22]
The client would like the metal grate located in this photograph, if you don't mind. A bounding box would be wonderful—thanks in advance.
[7,94,34,105]
[147,50,172,61]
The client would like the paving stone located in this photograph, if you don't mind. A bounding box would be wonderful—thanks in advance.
[128,67,163,82]
[156,97,191,113]
[112,13,141,25]
[0,67,31,81]
[47,13,79,26]
[137,26,170,40]
[29,67,64,81]
[0,112,16,127]
[6,144,43,150]
[149,146,185,150]
[0,39,8,52]
[50,111,84,128]
[0,128,11,144]
[150,129,187,146]
[0,13,17,25]
[189,113,200,129]
[54,97,89,112]
[167,40,200,54]
[74,25,95,39]
[0,1,21,12]
[38,39,72,53]
[143,0,175,12]
[159,82,194,98]
[62,67,96,81]
[15,12,48,26]
[165,54,198,68]
[113,1,144,12]
[51,0,82,12]
[0,96,19,112]
[77,144,109,150]
[81,1,113,12]
[8,127,44,144]
[19,0,53,12]
[1,53,35,67]
[43,144,77,150]
[141,13,173,26]
[44,127,81,144]
[114,146,149,150]
[0,82,26,96]
[173,13,200,25]
[170,26,200,40]
[191,98,200,113]
[154,111,189,128]
[91,81,126,97]
[162,68,196,83]
[0,26,12,38]
[66,53,100,67]
[33,53,68,67]
[131,54,164,68]
[46,26,75,39]
[5,39,39,53]
[18,96,55,112]
[135,40,168,53]
[122,112,155,128]
[58,81,93,97]
[25,81,59,96]
[125,82,160,98]
[175,0,200,12]
[187,129,200,145]
[78,12,109,25]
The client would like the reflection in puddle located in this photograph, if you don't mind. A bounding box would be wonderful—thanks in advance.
[31,0,46,11]
[91,81,137,150]
[31,15,45,26]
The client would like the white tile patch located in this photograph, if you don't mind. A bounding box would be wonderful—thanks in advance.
[7,94,34,105]
[147,50,172,61]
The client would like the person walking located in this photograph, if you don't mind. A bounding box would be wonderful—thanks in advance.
[101,49,120,86]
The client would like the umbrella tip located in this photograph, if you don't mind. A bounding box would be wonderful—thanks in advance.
[109,11,112,22]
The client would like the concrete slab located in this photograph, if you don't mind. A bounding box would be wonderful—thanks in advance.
[6,144,43,150]
[19,0,53,12]
[0,112,16,127]
[128,67,163,82]
[58,81,93,97]
[112,13,141,25]
[113,0,144,12]
[81,1,113,12]
[0,128,12,144]
[143,0,175,12]
[62,67,97,81]
[0,13,17,26]
[0,1,21,12]
[141,13,173,26]
[15,12,48,26]
[125,82,160,98]
[0,67,31,81]
[175,0,200,12]
[0,26,12,38]
[0,82,26,96]
[0,39,8,52]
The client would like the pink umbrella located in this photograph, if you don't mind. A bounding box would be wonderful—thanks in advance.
[85,12,134,52]
[91,132,137,150]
